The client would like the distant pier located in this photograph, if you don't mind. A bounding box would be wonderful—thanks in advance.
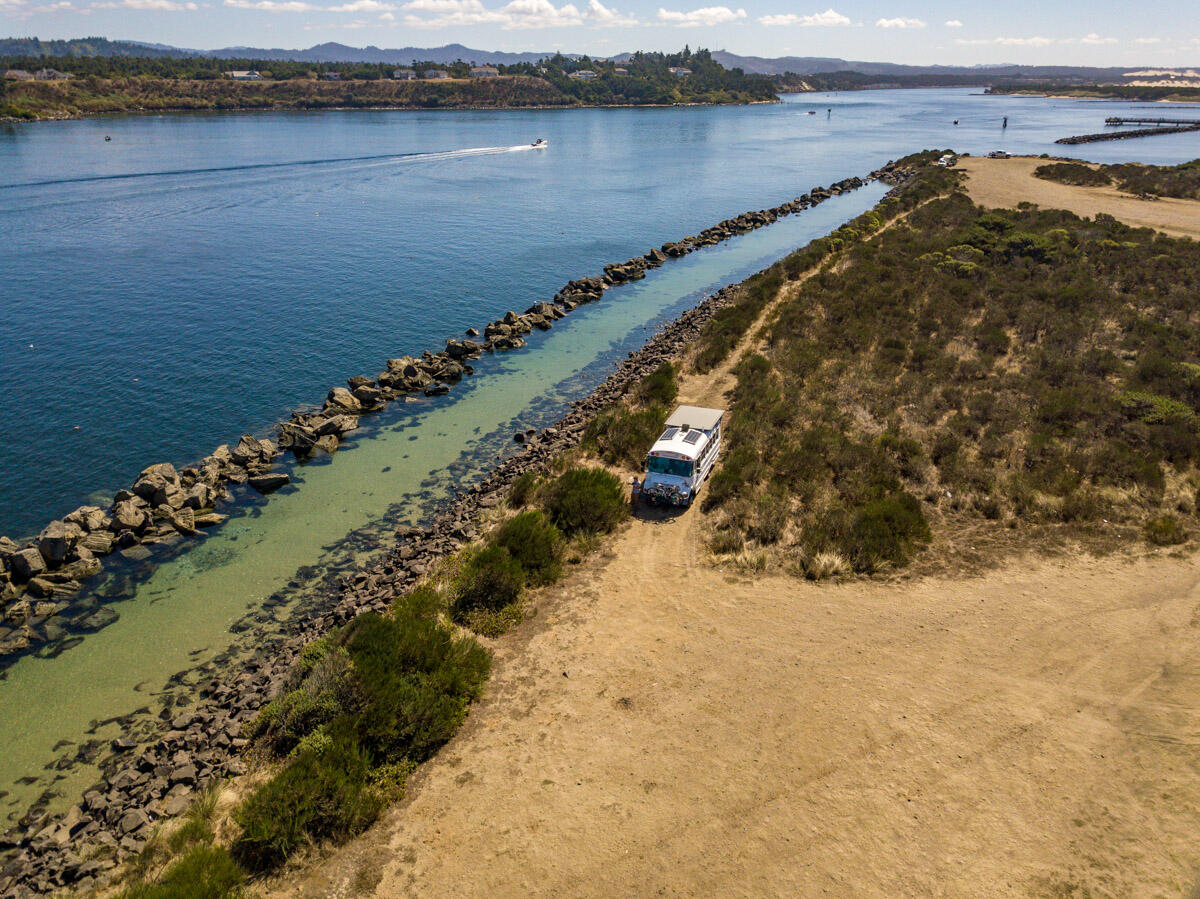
[1057,122,1200,144]
[1105,116,1200,126]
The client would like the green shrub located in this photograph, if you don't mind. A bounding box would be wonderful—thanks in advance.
[841,492,931,572]
[233,730,381,872]
[347,609,489,762]
[118,846,247,899]
[747,493,788,544]
[708,529,744,554]
[492,510,563,585]
[584,406,667,467]
[451,545,524,615]
[635,362,678,407]
[253,646,354,755]
[542,467,629,535]
[1034,162,1112,187]
[1145,515,1187,546]
[1061,490,1107,522]
[507,471,538,508]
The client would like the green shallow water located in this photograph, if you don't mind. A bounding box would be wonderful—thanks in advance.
[0,184,886,826]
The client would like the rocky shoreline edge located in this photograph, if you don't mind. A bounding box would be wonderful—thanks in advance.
[0,167,897,672]
[0,160,916,896]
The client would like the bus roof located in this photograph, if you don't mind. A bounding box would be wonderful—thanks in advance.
[665,405,723,431]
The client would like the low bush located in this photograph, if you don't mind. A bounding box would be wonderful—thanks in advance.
[1145,514,1187,546]
[347,611,490,763]
[451,546,524,616]
[584,406,667,467]
[842,493,931,572]
[635,361,679,407]
[799,550,850,581]
[542,467,629,535]
[234,588,490,872]
[507,471,538,507]
[1034,162,1112,187]
[492,510,563,586]
[708,529,744,555]
[233,729,381,872]
[118,846,247,899]
[252,645,354,756]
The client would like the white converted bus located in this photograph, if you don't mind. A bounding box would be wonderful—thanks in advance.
[634,405,724,507]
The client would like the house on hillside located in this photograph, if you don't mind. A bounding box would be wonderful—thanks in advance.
[320,71,342,81]
[613,67,628,75]
[393,68,416,80]
[568,70,597,80]
[225,70,262,81]
[668,66,692,77]
[34,68,71,81]
[469,65,499,78]
[2,69,34,81]
[422,69,450,80]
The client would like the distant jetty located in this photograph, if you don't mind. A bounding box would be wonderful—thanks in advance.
[1057,118,1200,144]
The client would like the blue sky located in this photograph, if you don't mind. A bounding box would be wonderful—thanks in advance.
[3,0,1198,66]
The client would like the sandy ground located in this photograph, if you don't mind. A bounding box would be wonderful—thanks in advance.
[266,192,1200,898]
[959,155,1200,240]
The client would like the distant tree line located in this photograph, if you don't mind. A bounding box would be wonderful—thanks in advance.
[986,82,1200,102]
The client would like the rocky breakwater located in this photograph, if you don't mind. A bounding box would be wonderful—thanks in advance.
[0,170,886,672]
[0,440,279,661]
[0,280,747,898]
[0,163,927,895]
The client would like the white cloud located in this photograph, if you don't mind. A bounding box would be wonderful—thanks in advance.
[1079,32,1117,44]
[875,16,924,28]
[657,4,745,26]
[944,18,962,27]
[1133,37,1161,44]
[95,0,197,8]
[758,7,850,27]
[955,35,1055,46]
[328,0,393,9]
[401,0,596,27]
[586,0,635,26]
[225,0,316,9]
[379,8,393,15]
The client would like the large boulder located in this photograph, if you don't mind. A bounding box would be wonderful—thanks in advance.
[111,500,150,534]
[352,385,384,408]
[37,521,79,566]
[231,434,276,466]
[326,387,363,414]
[10,547,46,581]
[80,531,116,556]
[248,473,290,494]
[170,507,199,536]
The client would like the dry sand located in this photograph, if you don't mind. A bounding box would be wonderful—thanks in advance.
[268,184,1200,898]
[959,155,1200,240]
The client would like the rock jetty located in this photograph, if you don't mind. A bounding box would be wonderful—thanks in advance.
[0,169,893,671]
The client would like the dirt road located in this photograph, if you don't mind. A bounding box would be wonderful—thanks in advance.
[959,155,1200,239]
[268,191,1200,898]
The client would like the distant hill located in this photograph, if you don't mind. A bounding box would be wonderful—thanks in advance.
[0,37,563,66]
[0,37,193,58]
[705,51,1138,83]
[1,37,1185,83]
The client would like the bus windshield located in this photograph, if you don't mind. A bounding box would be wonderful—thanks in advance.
[646,455,693,478]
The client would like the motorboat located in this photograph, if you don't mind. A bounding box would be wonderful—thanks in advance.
[531,138,548,149]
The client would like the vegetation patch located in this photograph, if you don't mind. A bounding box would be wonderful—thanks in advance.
[1036,158,1200,199]
[541,467,630,536]
[690,151,963,374]
[706,173,1200,573]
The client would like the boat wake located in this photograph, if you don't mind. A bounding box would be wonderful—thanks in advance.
[2,144,542,191]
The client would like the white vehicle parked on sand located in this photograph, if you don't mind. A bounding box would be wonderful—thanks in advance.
[633,405,724,508]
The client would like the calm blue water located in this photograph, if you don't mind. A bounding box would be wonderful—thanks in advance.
[0,88,1196,539]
